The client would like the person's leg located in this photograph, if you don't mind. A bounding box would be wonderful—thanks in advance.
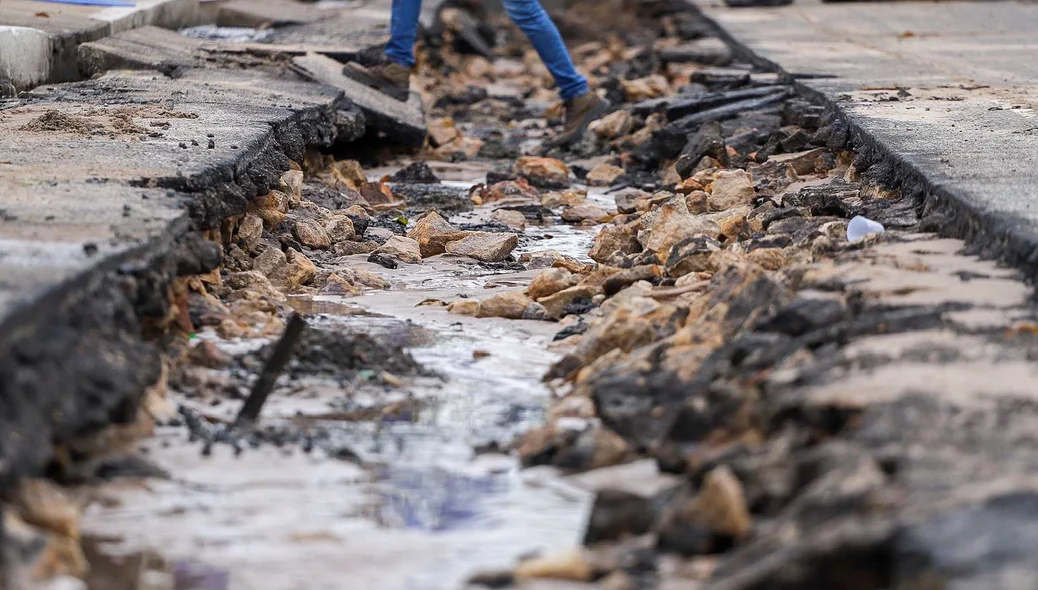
[385,0,424,67]
[500,0,587,101]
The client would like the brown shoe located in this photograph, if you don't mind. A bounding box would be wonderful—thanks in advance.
[342,61,411,101]
[548,92,610,149]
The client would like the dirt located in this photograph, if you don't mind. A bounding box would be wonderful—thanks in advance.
[19,105,199,136]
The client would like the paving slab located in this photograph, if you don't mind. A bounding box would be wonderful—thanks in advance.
[0,66,342,491]
[292,51,427,147]
[693,0,1038,273]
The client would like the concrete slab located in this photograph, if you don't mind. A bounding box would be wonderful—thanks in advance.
[0,25,50,88]
[292,52,427,147]
[694,0,1038,273]
[78,25,208,74]
[0,1,109,83]
[0,67,343,489]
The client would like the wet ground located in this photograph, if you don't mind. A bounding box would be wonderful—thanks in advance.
[77,162,611,590]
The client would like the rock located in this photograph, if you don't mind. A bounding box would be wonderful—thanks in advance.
[226,270,286,302]
[351,268,390,290]
[768,148,826,176]
[675,121,729,179]
[330,240,378,256]
[374,235,423,264]
[574,297,686,365]
[522,302,551,321]
[709,170,756,211]
[747,247,787,270]
[428,116,461,147]
[573,460,682,544]
[529,268,580,300]
[586,164,626,187]
[238,213,264,250]
[622,75,670,101]
[253,246,286,278]
[589,110,634,139]
[251,189,290,227]
[269,248,318,289]
[445,232,519,262]
[637,200,721,259]
[293,219,331,249]
[515,549,594,582]
[324,216,356,243]
[685,190,709,214]
[490,209,527,231]
[538,285,597,319]
[406,211,467,257]
[280,170,304,205]
[589,224,641,265]
[553,424,632,471]
[516,156,571,186]
[665,235,723,278]
[14,479,79,540]
[435,136,484,159]
[481,178,541,204]
[390,161,440,184]
[320,273,360,296]
[520,250,591,273]
[614,189,651,214]
[448,299,480,315]
[562,201,613,224]
[658,466,752,556]
[601,265,660,296]
[476,291,534,319]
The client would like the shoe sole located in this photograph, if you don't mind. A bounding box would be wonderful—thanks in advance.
[548,98,611,149]
[341,63,410,102]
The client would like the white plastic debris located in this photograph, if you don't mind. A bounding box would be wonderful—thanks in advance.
[847,215,885,243]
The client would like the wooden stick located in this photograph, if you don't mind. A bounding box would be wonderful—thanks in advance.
[235,313,307,426]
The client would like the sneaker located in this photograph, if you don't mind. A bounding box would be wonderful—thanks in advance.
[342,61,411,101]
[547,91,610,149]
[725,0,793,7]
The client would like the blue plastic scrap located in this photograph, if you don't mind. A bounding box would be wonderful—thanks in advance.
[33,0,136,6]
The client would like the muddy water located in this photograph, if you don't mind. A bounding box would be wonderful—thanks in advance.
[81,172,611,590]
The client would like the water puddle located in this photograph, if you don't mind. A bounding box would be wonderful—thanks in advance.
[80,174,612,589]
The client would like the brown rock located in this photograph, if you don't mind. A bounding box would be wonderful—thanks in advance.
[280,169,303,206]
[515,549,594,582]
[407,210,467,257]
[586,163,626,187]
[709,170,756,211]
[747,247,787,270]
[250,189,290,227]
[562,201,613,224]
[528,268,580,300]
[330,240,378,256]
[481,178,541,204]
[238,213,264,250]
[445,232,519,262]
[428,116,461,147]
[538,285,596,319]
[320,273,360,296]
[541,189,587,208]
[516,156,570,185]
[589,224,641,264]
[476,291,534,319]
[686,466,751,539]
[491,209,527,231]
[589,110,634,139]
[293,219,331,249]
[253,247,286,278]
[226,270,286,302]
[675,178,705,195]
[575,297,685,364]
[520,250,591,273]
[614,188,650,214]
[324,215,356,243]
[448,299,480,315]
[665,235,723,277]
[622,75,670,101]
[14,479,79,540]
[434,136,484,159]
[685,190,709,214]
[768,148,826,176]
[269,248,318,289]
[350,267,390,290]
[638,200,721,258]
[375,235,423,264]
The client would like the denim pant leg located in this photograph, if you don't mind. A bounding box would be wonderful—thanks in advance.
[385,0,423,67]
[501,0,588,100]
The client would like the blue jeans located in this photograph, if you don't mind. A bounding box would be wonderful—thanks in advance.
[384,0,589,100]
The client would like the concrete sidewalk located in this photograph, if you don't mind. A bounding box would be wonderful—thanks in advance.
[694,0,1038,272]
